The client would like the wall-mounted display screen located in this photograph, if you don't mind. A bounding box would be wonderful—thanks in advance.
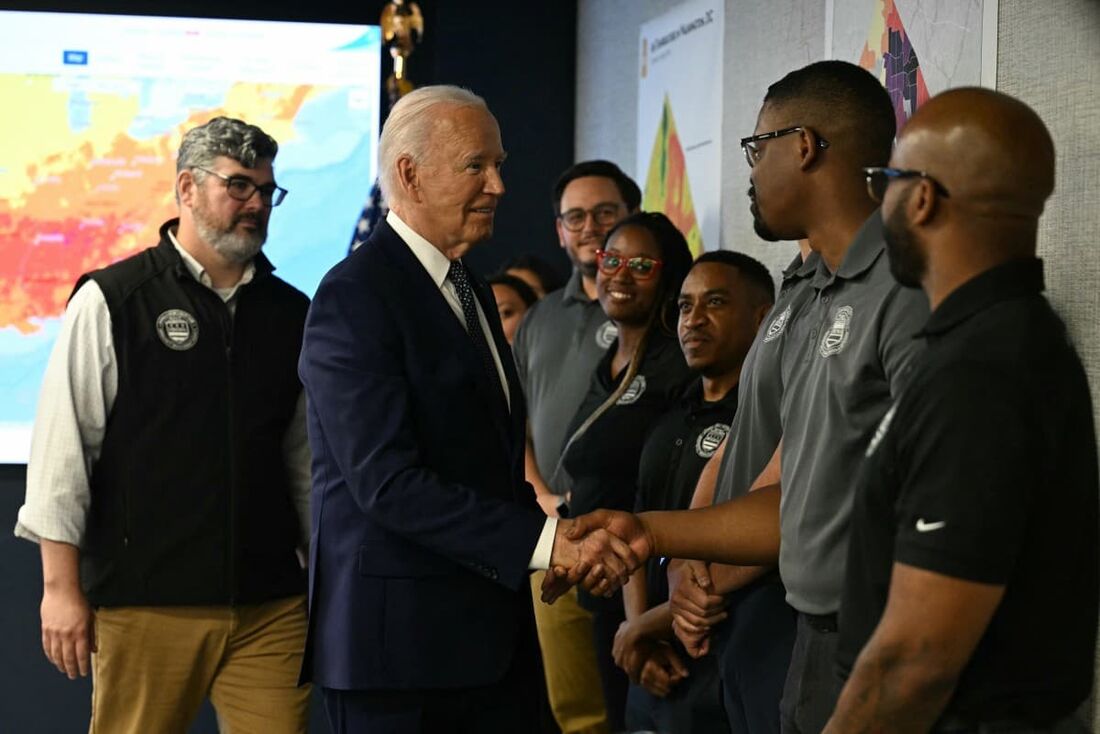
[0,10,382,463]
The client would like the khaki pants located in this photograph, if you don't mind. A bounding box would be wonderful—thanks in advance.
[530,571,609,734]
[90,595,310,734]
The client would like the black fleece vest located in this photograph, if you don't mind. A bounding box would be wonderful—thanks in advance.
[77,220,308,607]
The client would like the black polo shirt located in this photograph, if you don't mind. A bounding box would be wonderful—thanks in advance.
[561,331,694,518]
[838,259,1099,725]
[636,378,738,608]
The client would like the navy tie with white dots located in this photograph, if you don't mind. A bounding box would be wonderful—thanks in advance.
[447,259,500,392]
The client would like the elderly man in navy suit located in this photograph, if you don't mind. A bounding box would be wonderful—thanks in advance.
[298,85,642,733]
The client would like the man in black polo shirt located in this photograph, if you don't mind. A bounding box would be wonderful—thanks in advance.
[617,251,775,734]
[825,89,1097,733]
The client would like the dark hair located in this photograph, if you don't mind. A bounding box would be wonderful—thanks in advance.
[498,253,566,294]
[552,160,641,215]
[603,211,694,334]
[486,272,539,308]
[693,250,776,307]
[764,60,895,168]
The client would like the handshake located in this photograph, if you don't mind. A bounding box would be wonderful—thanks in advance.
[543,510,653,603]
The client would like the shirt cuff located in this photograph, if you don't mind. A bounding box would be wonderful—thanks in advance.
[528,517,558,570]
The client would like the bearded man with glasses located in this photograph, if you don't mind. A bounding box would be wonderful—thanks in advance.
[16,116,313,733]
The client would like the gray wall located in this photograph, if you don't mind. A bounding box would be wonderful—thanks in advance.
[578,0,1100,727]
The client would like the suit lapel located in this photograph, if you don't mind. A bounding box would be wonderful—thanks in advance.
[372,224,515,453]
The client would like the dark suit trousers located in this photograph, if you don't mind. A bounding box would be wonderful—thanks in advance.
[322,624,545,734]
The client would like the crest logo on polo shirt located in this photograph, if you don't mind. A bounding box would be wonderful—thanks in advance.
[617,375,647,405]
[695,423,730,458]
[763,304,791,343]
[156,309,199,351]
[595,320,618,349]
[819,305,854,357]
[865,402,897,458]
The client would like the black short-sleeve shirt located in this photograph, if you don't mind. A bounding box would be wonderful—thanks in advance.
[561,331,694,519]
[635,378,738,608]
[838,259,1099,725]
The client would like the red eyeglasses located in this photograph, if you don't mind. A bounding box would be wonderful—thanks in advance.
[595,249,664,281]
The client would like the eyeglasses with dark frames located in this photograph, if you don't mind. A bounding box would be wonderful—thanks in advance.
[862,167,950,203]
[595,249,664,281]
[739,126,830,168]
[194,166,288,207]
[558,203,623,232]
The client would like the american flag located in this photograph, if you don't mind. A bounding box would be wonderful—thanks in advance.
[349,179,389,253]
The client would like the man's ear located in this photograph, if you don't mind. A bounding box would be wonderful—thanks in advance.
[395,155,421,203]
[177,169,196,207]
[908,179,940,226]
[797,127,825,172]
[752,302,773,330]
[556,218,566,248]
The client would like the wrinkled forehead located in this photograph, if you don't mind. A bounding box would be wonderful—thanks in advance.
[427,105,502,153]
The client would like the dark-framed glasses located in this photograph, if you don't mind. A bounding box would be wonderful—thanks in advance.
[595,249,663,280]
[194,166,288,207]
[558,203,622,232]
[862,167,950,203]
[740,126,829,168]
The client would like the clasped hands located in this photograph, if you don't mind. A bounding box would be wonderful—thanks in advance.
[542,510,652,602]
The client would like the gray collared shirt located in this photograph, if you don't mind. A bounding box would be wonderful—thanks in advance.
[713,250,821,504]
[778,212,929,614]
[513,269,617,494]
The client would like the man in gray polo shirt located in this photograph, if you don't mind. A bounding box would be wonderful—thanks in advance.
[554,61,928,734]
[668,244,818,734]
[513,159,640,733]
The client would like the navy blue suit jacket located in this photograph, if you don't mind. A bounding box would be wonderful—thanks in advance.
[298,220,545,691]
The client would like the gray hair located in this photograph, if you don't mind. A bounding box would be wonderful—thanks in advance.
[176,117,278,198]
[377,85,489,202]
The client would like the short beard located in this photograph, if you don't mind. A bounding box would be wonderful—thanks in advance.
[749,186,781,242]
[193,198,266,264]
[884,194,925,289]
[578,260,598,279]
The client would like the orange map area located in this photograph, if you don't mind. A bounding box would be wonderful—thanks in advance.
[0,80,316,333]
[642,95,703,255]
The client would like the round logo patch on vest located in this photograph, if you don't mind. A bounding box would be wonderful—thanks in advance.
[695,423,730,458]
[595,320,618,350]
[763,304,791,343]
[617,374,647,405]
[156,309,199,351]
[819,305,854,358]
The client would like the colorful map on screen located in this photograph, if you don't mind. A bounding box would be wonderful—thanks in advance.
[0,12,381,462]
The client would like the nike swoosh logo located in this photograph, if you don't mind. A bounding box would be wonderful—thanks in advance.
[915,519,947,532]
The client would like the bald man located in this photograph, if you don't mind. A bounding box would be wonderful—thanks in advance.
[823,88,1098,732]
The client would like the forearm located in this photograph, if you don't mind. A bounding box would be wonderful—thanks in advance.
[642,484,781,564]
[825,643,957,734]
[41,540,82,593]
[709,562,772,595]
[525,437,553,497]
[633,602,674,641]
[623,569,649,621]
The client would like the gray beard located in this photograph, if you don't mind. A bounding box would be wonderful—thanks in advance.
[194,217,265,264]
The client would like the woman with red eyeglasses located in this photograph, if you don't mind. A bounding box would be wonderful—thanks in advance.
[553,211,695,731]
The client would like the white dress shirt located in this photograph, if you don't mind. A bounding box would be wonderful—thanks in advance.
[386,211,556,570]
[14,228,312,547]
